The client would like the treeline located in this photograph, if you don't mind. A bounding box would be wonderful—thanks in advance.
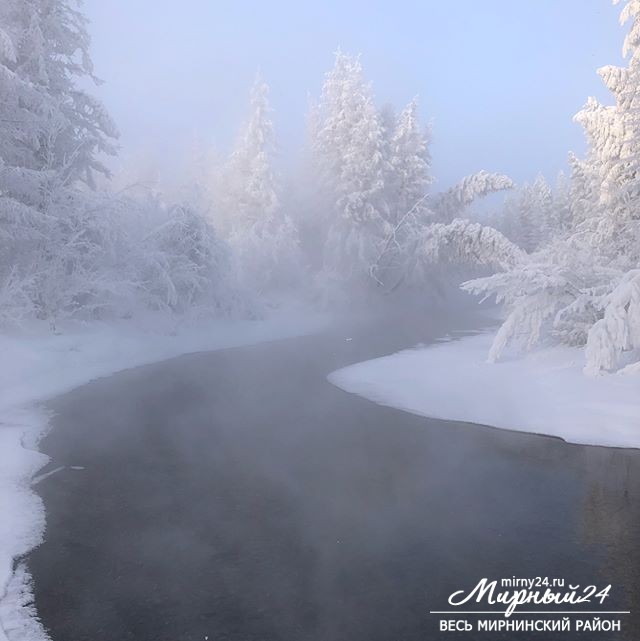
[0,1,522,328]
[6,0,639,377]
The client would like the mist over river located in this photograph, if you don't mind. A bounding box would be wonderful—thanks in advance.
[28,307,640,641]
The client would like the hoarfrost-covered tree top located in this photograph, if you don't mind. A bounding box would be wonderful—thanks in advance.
[222,76,301,293]
[315,50,389,227]
[387,98,432,224]
[224,75,279,234]
[569,0,640,260]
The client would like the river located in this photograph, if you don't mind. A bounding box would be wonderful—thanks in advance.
[28,308,640,640]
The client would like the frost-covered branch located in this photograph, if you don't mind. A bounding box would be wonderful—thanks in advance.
[418,219,526,271]
[461,0,640,375]
[431,171,514,223]
[585,270,640,374]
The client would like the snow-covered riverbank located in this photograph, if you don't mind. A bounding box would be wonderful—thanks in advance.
[0,308,329,641]
[329,331,640,449]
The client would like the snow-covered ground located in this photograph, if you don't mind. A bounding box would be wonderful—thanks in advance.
[329,331,640,449]
[0,307,329,641]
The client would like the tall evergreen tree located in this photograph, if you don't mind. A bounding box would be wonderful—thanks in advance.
[571,2,640,260]
[387,98,432,224]
[0,0,118,195]
[0,0,119,320]
[551,170,572,237]
[313,51,390,285]
[225,75,279,234]
[532,173,553,245]
[224,76,300,292]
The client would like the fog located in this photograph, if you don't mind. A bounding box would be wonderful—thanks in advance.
[3,1,640,640]
[31,307,640,640]
[84,0,622,187]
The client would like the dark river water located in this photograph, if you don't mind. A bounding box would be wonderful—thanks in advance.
[28,308,640,640]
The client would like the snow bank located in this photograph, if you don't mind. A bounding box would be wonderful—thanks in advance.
[0,307,328,641]
[329,331,640,449]
[0,409,49,641]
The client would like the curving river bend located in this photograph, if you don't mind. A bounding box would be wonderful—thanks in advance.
[29,310,640,640]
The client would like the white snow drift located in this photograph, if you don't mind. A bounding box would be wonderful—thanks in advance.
[329,331,640,449]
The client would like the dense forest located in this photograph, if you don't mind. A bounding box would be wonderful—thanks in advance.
[1,0,639,375]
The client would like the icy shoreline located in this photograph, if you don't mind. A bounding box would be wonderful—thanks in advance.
[0,308,329,641]
[329,331,640,449]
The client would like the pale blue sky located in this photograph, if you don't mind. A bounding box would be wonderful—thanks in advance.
[84,0,625,188]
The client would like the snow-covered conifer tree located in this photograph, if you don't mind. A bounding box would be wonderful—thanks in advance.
[0,0,118,189]
[531,174,554,245]
[387,98,432,224]
[0,0,119,322]
[136,202,242,315]
[223,76,301,293]
[225,77,279,234]
[177,136,221,220]
[514,184,540,252]
[465,0,640,375]
[551,171,572,237]
[311,52,519,295]
[313,51,391,288]
[489,192,519,244]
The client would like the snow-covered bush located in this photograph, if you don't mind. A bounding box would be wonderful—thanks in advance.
[135,201,244,316]
[28,189,133,323]
[0,181,248,326]
[463,239,617,360]
[465,232,640,374]
[0,268,37,325]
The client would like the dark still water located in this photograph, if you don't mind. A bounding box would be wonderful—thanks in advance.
[29,310,640,640]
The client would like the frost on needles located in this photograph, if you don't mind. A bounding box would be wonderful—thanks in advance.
[7,0,627,374]
[464,0,640,376]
